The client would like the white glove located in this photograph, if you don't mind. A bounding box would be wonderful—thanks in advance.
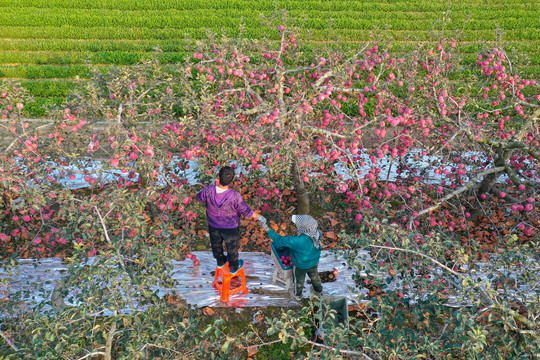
[258,215,267,224]
[260,221,270,232]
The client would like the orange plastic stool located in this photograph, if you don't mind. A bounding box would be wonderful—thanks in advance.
[212,261,248,302]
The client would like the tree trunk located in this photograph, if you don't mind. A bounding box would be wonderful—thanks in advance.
[292,160,310,215]
[470,148,512,221]
[477,149,512,195]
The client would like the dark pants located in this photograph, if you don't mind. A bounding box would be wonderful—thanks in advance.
[209,226,240,272]
[294,264,323,296]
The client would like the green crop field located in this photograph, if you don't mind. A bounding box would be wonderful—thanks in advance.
[0,0,538,116]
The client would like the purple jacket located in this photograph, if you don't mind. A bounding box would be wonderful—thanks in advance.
[195,185,254,229]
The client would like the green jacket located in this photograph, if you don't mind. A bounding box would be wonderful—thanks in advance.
[267,229,322,270]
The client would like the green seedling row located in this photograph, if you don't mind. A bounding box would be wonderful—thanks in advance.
[0,65,91,79]
[0,8,537,31]
[1,49,537,68]
[1,25,538,43]
[1,39,537,58]
[20,80,78,97]
[0,51,189,66]
[0,0,534,11]
[23,96,69,116]
[0,39,190,52]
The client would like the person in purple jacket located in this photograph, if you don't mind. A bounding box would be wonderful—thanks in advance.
[195,166,265,273]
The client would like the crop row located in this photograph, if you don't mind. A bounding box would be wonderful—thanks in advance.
[1,48,538,68]
[0,0,534,12]
[1,39,538,58]
[20,80,78,97]
[1,25,538,43]
[3,59,538,82]
[23,96,69,116]
[0,65,91,80]
[0,51,189,66]
[0,39,189,52]
[1,8,537,31]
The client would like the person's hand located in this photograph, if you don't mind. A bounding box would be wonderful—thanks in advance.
[258,215,267,224]
[260,221,270,232]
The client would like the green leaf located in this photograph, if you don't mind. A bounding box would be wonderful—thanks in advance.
[221,340,231,353]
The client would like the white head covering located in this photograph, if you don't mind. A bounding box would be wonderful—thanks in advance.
[292,214,321,249]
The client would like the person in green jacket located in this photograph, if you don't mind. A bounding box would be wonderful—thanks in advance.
[260,214,323,299]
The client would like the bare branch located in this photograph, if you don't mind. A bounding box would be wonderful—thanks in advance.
[140,343,186,355]
[369,245,462,277]
[408,166,506,229]
[283,64,322,75]
[3,137,18,154]
[285,332,374,359]
[104,314,117,360]
[0,329,19,352]
[76,352,106,360]
[135,81,167,103]
[299,125,347,139]
[519,100,540,109]
[325,87,365,94]
[94,206,135,310]
[116,103,123,125]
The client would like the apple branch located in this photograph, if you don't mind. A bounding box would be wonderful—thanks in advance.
[140,343,186,356]
[408,166,506,229]
[277,70,286,115]
[94,205,136,310]
[104,313,117,360]
[300,125,347,139]
[528,149,540,163]
[75,351,106,360]
[116,103,123,125]
[369,244,540,344]
[0,329,19,352]
[283,64,322,75]
[369,245,462,277]
[284,332,375,360]
[135,81,167,103]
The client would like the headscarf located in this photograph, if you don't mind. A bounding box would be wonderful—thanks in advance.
[292,215,322,249]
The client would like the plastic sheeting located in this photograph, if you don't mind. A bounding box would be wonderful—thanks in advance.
[0,251,370,312]
[19,148,538,191]
[165,250,368,307]
[2,250,537,313]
